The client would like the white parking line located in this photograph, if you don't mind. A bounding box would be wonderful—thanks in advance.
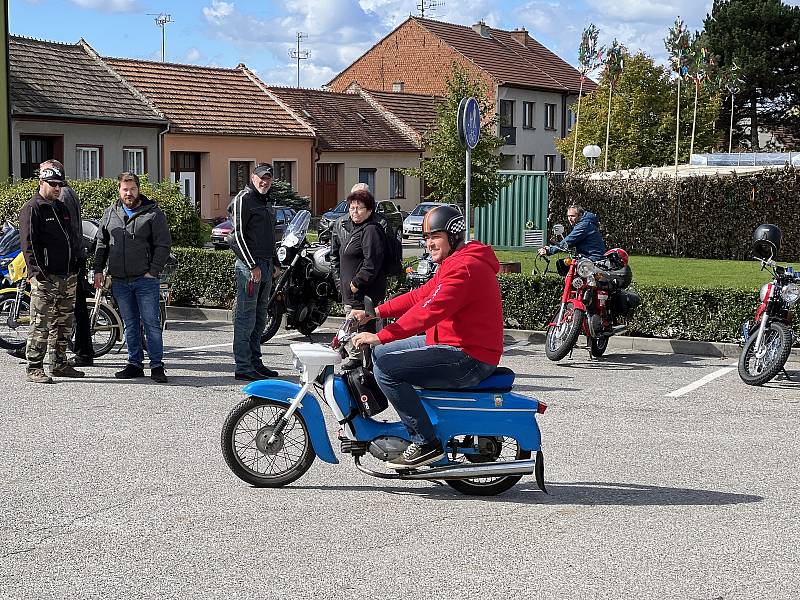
[164,329,334,354]
[665,363,737,397]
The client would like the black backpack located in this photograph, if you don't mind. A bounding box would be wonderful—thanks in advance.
[374,220,403,277]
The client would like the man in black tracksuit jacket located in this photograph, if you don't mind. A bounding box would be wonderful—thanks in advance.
[227,163,279,381]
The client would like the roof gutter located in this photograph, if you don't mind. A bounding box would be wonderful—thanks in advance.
[12,111,168,127]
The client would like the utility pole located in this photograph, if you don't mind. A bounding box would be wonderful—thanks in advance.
[148,13,173,62]
[289,32,309,88]
[417,0,444,18]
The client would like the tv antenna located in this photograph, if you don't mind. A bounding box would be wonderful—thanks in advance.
[288,32,309,87]
[417,0,444,18]
[148,12,173,62]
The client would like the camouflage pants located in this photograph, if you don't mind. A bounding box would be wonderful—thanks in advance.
[27,274,77,371]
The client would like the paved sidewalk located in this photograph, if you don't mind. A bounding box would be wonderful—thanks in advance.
[166,305,799,362]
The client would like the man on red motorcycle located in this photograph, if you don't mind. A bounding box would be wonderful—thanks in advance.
[351,205,503,470]
[538,204,606,260]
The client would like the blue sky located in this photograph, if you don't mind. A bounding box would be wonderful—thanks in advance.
[10,0,799,88]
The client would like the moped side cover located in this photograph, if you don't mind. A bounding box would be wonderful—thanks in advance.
[242,379,338,464]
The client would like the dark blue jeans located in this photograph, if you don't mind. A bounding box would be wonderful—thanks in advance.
[372,336,496,445]
[112,275,163,369]
[233,258,273,373]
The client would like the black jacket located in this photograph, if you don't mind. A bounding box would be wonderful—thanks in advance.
[94,194,172,279]
[330,211,388,292]
[227,182,276,269]
[19,192,79,279]
[61,186,88,261]
[332,214,387,309]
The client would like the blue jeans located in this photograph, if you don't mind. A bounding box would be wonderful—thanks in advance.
[112,275,163,369]
[372,336,496,445]
[233,259,273,373]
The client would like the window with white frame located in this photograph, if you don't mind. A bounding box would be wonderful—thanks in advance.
[390,168,405,199]
[544,154,556,171]
[523,154,535,170]
[274,160,294,185]
[123,148,145,174]
[229,161,254,195]
[523,102,536,129]
[544,104,557,130]
[76,146,101,180]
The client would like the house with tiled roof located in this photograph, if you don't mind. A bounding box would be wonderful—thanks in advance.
[269,86,427,212]
[328,17,595,171]
[8,36,167,182]
[104,57,315,219]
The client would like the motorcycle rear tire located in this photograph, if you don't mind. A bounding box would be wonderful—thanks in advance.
[69,301,120,358]
[221,397,316,487]
[0,291,30,351]
[446,437,531,496]
[590,335,609,357]
[260,301,285,343]
[545,302,584,361]
[738,320,793,386]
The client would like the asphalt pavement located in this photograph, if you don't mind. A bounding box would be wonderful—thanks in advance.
[1,319,798,599]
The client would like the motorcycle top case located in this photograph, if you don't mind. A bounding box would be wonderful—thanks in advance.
[344,366,389,417]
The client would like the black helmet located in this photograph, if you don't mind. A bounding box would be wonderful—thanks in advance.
[752,224,781,260]
[422,205,466,248]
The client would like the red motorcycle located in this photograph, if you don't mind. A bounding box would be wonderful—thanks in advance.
[541,236,639,361]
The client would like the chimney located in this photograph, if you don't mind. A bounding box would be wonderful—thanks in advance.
[392,81,404,93]
[511,27,528,47]
[471,21,492,39]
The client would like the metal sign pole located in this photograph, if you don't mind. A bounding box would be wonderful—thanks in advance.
[465,146,472,241]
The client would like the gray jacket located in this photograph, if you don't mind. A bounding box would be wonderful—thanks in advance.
[94,194,172,279]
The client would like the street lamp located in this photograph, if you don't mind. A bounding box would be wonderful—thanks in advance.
[582,145,602,171]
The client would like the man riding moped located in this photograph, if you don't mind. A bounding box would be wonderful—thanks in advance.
[351,205,503,470]
[538,204,605,261]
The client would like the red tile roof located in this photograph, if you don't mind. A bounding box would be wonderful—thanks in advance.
[268,87,421,152]
[360,89,441,138]
[104,58,313,138]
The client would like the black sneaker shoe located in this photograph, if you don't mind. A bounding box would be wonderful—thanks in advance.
[69,356,94,367]
[234,370,268,381]
[115,365,145,379]
[253,364,279,377]
[150,366,168,383]
[386,441,445,470]
[8,347,26,360]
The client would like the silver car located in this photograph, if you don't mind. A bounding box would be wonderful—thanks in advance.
[402,202,461,239]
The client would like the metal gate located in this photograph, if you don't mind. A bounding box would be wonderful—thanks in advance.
[474,171,549,249]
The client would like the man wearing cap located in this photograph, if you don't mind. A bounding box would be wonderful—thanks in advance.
[227,163,280,381]
[19,163,85,383]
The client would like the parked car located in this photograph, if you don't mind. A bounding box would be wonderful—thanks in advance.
[402,202,461,239]
[318,199,405,242]
[211,206,296,250]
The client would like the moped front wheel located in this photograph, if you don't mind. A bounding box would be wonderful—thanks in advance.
[69,301,121,357]
[545,302,584,361]
[0,291,30,350]
[260,300,285,343]
[446,436,531,496]
[738,320,792,386]
[221,397,316,487]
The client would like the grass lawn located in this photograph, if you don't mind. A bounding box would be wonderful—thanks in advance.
[494,249,778,291]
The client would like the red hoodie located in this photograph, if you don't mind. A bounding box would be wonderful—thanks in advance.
[376,241,503,365]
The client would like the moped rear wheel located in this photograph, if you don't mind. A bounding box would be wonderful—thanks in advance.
[445,436,531,496]
[545,302,584,361]
[221,397,316,487]
[738,320,793,386]
[0,291,30,350]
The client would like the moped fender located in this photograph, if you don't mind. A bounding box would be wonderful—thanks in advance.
[0,286,20,295]
[241,379,338,464]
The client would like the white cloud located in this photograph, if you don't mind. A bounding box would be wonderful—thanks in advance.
[202,0,234,24]
[185,48,202,62]
[69,0,138,12]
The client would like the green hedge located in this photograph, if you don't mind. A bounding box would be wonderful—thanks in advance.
[0,176,205,247]
[548,167,800,261]
[167,247,781,343]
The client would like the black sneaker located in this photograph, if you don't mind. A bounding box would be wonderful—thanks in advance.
[115,365,145,379]
[7,347,26,360]
[150,366,168,383]
[386,441,445,470]
[253,364,279,377]
[69,356,94,367]
[234,371,268,381]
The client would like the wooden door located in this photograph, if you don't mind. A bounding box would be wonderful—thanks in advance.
[316,163,338,214]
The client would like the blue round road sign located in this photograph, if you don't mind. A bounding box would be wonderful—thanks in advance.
[457,97,481,150]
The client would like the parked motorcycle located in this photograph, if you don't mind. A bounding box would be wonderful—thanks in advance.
[543,225,640,360]
[0,222,21,285]
[260,210,338,342]
[738,224,799,386]
[0,252,31,351]
[222,301,547,496]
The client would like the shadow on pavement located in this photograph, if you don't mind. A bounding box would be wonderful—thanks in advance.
[554,352,724,372]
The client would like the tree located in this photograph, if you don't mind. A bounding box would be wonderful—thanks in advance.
[268,179,309,211]
[403,64,506,208]
[703,0,800,149]
[555,52,721,169]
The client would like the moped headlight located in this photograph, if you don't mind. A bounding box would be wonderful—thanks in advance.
[576,259,596,278]
[276,246,288,263]
[781,283,800,306]
[759,283,773,302]
[571,276,584,289]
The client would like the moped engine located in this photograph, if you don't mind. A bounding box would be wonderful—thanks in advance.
[368,436,411,461]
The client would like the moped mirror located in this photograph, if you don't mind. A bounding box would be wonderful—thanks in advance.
[552,224,565,237]
[363,296,376,318]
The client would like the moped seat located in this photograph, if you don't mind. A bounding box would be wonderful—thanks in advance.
[422,367,515,393]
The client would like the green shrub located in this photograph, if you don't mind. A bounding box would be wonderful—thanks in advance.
[170,247,236,308]
[0,176,205,248]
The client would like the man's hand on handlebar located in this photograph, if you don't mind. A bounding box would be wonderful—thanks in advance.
[537,246,549,257]
[348,308,378,325]
[352,332,380,349]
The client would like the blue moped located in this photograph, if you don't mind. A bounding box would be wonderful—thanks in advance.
[221,314,547,496]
